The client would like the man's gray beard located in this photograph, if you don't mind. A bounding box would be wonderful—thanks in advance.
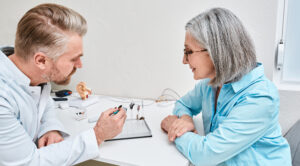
[41,73,51,82]
[41,66,71,85]
[54,76,71,85]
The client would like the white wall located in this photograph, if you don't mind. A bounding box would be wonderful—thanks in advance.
[0,0,278,99]
[1,0,299,133]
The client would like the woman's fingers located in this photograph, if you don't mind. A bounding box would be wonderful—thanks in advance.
[167,118,196,141]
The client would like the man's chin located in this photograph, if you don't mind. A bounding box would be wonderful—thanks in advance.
[54,78,71,85]
[52,70,75,85]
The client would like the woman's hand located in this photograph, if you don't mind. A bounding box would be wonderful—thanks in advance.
[162,115,196,142]
[161,115,178,133]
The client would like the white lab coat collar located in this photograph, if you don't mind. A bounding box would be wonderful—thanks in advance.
[0,48,52,141]
[0,48,31,87]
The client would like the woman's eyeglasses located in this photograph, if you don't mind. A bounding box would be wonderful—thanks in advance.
[184,48,207,61]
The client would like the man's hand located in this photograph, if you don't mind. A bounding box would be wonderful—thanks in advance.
[161,115,196,142]
[93,107,127,145]
[38,130,64,148]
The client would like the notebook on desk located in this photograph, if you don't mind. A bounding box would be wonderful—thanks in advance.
[106,119,152,141]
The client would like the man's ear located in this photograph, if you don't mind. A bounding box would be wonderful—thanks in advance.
[33,52,48,70]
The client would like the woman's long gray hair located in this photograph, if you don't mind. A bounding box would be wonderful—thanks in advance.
[186,8,257,87]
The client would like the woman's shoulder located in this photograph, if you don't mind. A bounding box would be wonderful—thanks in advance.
[240,75,279,101]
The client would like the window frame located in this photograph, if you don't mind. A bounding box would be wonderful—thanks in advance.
[273,0,300,91]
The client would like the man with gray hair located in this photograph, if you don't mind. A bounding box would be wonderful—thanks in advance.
[0,3,126,165]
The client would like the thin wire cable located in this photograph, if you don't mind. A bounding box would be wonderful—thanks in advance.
[104,96,156,107]
[100,88,180,109]
[157,94,178,101]
[161,88,181,99]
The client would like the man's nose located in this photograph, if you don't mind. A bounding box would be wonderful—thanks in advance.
[75,58,82,68]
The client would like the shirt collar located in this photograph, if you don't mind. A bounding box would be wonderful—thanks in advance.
[229,63,264,93]
[0,47,31,86]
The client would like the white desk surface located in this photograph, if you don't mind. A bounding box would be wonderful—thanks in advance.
[56,95,194,166]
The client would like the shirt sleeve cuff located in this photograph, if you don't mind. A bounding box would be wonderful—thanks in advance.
[80,128,100,159]
[38,121,70,138]
[174,132,202,159]
[176,112,193,118]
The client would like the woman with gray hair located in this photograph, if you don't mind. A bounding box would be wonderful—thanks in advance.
[161,8,291,165]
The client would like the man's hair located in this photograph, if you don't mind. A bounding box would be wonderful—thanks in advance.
[185,8,257,87]
[15,3,87,61]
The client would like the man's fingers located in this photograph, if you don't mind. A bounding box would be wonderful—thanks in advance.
[55,136,64,143]
[121,113,127,124]
[46,137,54,146]
[117,113,127,130]
[102,108,118,116]
[38,137,46,148]
[113,109,126,119]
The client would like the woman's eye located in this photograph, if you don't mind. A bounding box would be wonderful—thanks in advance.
[184,49,193,55]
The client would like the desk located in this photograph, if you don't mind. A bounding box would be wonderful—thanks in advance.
[56,95,201,166]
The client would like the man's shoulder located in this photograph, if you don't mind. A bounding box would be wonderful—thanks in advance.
[0,77,21,108]
[0,77,9,97]
[0,81,24,122]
